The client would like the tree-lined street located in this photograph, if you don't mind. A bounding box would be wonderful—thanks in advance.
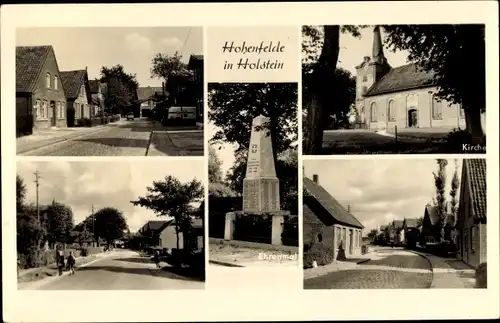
[17,118,203,156]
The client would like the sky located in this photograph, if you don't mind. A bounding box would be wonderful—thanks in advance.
[16,160,205,232]
[16,27,203,87]
[303,26,411,76]
[304,159,463,234]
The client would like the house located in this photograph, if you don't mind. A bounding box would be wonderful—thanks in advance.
[303,174,364,263]
[16,45,68,136]
[456,159,486,268]
[60,69,92,126]
[391,220,404,245]
[187,54,204,129]
[402,218,419,248]
[137,220,172,247]
[421,204,440,244]
[137,86,164,118]
[354,26,479,131]
[89,80,107,117]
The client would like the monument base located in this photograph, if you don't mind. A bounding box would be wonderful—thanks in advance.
[223,210,290,246]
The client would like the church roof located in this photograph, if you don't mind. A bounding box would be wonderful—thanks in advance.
[304,177,364,229]
[364,63,436,97]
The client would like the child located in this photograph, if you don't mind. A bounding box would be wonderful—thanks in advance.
[67,251,76,275]
[56,246,65,276]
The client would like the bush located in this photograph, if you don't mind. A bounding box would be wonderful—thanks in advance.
[475,262,487,288]
[443,128,486,153]
[303,244,334,269]
[233,213,272,244]
[281,215,299,246]
[76,117,92,127]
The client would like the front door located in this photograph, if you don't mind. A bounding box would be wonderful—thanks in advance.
[50,101,56,126]
[349,229,353,254]
[408,109,418,127]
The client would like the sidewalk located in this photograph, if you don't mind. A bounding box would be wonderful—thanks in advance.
[412,251,476,288]
[147,127,204,156]
[16,122,119,154]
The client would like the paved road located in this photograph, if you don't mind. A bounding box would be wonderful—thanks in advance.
[36,250,204,290]
[304,248,433,289]
[19,119,203,156]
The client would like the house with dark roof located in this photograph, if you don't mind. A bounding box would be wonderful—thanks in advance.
[421,204,440,244]
[456,159,486,268]
[137,86,165,118]
[354,26,468,131]
[16,45,68,136]
[89,80,107,117]
[59,69,92,125]
[303,174,364,265]
[403,218,420,248]
[187,54,204,129]
[390,220,404,245]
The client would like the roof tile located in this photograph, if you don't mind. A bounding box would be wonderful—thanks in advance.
[16,46,52,93]
[60,70,87,99]
[465,159,487,221]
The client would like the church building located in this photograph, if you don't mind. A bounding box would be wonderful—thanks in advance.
[355,26,466,131]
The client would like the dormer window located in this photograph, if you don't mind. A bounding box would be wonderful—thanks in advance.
[46,73,51,88]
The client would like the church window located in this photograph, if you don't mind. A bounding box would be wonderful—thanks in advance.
[459,107,465,118]
[388,100,396,121]
[362,75,367,82]
[432,95,442,120]
[370,102,377,122]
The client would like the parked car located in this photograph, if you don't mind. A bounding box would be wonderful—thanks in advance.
[165,106,196,125]
[126,112,134,120]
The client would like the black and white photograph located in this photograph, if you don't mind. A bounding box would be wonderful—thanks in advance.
[207,83,299,267]
[303,158,487,289]
[302,24,486,155]
[16,160,205,290]
[16,27,204,156]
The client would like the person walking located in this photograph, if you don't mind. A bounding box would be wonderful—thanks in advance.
[67,251,76,276]
[153,250,161,268]
[56,245,65,276]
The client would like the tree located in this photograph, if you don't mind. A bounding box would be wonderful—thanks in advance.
[17,203,46,268]
[449,160,460,218]
[432,159,448,241]
[131,176,204,250]
[302,25,367,154]
[417,217,424,228]
[100,64,139,115]
[208,83,298,166]
[150,52,193,105]
[17,174,27,211]
[93,207,128,247]
[367,229,378,242]
[303,65,356,131]
[382,24,485,139]
[208,146,224,184]
[43,200,75,246]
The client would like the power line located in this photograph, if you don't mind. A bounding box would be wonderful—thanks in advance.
[180,27,192,56]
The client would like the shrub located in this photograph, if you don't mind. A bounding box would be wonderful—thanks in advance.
[475,262,487,288]
[233,213,272,244]
[80,248,89,257]
[303,244,334,269]
[443,128,486,153]
[281,215,299,246]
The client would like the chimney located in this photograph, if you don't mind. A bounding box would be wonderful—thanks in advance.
[312,174,318,185]
[347,205,351,213]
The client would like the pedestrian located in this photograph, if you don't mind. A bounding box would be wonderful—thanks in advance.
[153,250,161,268]
[56,245,65,276]
[67,251,76,276]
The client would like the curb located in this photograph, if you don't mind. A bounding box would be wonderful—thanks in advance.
[17,124,115,155]
[356,258,371,265]
[405,249,434,288]
[209,260,245,268]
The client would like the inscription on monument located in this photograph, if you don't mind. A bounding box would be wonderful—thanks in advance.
[262,180,270,211]
[270,181,278,210]
[244,180,259,211]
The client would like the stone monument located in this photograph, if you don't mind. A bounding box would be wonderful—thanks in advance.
[224,115,289,245]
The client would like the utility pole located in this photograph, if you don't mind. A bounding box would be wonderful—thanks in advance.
[34,170,41,223]
[92,204,95,247]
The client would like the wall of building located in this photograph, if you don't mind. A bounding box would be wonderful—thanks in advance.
[158,226,184,249]
[73,85,91,119]
[332,223,363,259]
[303,206,335,265]
[31,49,67,130]
[357,86,466,131]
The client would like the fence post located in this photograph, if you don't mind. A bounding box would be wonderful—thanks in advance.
[395,125,398,143]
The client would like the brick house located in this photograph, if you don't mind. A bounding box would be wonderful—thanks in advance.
[390,220,404,245]
[456,159,486,268]
[16,45,68,136]
[354,26,485,131]
[421,204,439,244]
[402,218,419,248]
[187,54,204,129]
[138,217,204,251]
[303,175,364,265]
[60,69,92,126]
[137,86,164,118]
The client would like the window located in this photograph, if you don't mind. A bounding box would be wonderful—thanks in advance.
[42,100,48,118]
[459,107,465,119]
[342,228,347,248]
[362,75,367,82]
[61,102,66,118]
[388,100,396,121]
[370,102,377,122]
[46,73,51,88]
[336,227,341,247]
[317,233,323,243]
[56,102,61,118]
[359,231,362,247]
[470,226,476,252]
[432,95,442,120]
[360,106,364,114]
[54,76,58,90]
[81,85,86,97]
[34,100,42,119]
[75,103,80,119]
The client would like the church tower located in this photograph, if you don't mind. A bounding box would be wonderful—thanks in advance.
[355,26,391,101]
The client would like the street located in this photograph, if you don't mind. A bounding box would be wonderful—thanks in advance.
[17,119,204,156]
[28,250,204,290]
[304,248,433,289]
